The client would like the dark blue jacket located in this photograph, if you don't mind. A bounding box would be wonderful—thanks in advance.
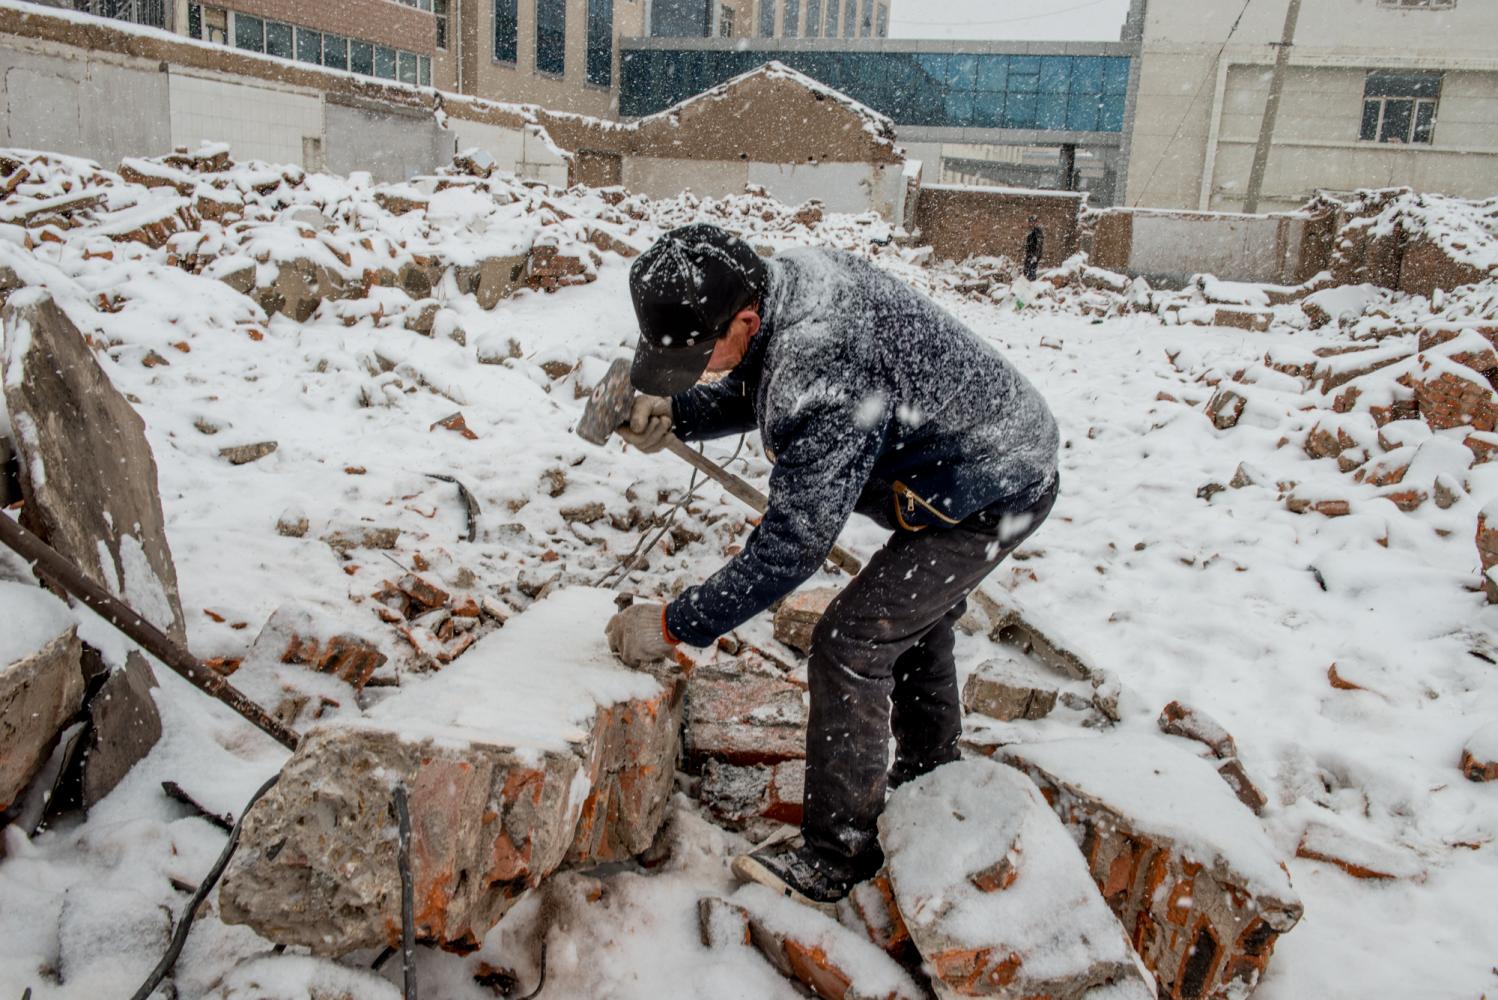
[663,248,1058,647]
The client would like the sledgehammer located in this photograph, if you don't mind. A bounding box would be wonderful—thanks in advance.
[577,358,863,577]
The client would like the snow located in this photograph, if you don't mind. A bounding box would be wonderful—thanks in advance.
[0,146,1496,999]
[881,758,1137,983]
[1006,734,1296,900]
[1466,721,1498,763]
[352,586,663,751]
[729,884,924,999]
[0,578,73,665]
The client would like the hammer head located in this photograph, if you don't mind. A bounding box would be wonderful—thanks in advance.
[577,358,636,446]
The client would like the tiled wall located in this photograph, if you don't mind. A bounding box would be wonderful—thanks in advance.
[168,72,323,166]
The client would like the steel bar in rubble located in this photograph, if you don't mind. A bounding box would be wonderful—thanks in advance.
[394,784,419,1000]
[0,514,301,751]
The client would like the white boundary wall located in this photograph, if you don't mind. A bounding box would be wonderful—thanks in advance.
[624,157,903,218]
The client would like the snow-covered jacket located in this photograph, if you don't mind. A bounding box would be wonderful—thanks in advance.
[663,247,1059,647]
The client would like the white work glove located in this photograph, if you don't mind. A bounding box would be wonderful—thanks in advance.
[605,602,677,667]
[616,395,673,454]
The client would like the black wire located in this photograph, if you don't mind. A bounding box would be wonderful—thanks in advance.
[393,784,418,1000]
[128,774,281,1000]
[1129,0,1256,208]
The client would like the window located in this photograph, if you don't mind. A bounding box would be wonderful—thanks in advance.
[351,39,374,75]
[494,0,518,61]
[435,0,449,48]
[398,49,422,83]
[376,44,397,78]
[536,0,566,75]
[824,0,838,35]
[587,0,613,85]
[1360,70,1441,144]
[841,0,854,37]
[760,0,776,37]
[859,0,872,36]
[785,0,800,36]
[233,13,264,51]
[719,4,734,36]
[420,55,432,86]
[265,20,293,58]
[295,27,321,63]
[805,0,820,36]
[876,1,887,36]
[188,3,200,38]
[323,34,348,70]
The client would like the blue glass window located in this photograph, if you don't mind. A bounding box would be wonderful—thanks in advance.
[785,0,800,36]
[1039,57,1070,95]
[1103,58,1130,95]
[1100,93,1126,131]
[1005,91,1038,128]
[494,0,518,62]
[760,0,777,36]
[944,90,974,127]
[536,0,566,75]
[587,0,613,85]
[1071,57,1104,96]
[1067,92,1100,131]
[976,55,1007,93]
[806,0,821,36]
[946,54,977,90]
[1037,92,1068,128]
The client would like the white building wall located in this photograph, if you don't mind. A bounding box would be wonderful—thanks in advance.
[1126,0,1498,211]
[168,72,323,168]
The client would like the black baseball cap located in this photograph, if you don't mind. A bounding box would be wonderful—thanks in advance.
[628,224,768,396]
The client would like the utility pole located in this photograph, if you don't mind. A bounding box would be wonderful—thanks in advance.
[1243,0,1302,214]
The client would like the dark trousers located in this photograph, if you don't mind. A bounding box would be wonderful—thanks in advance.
[801,483,1057,879]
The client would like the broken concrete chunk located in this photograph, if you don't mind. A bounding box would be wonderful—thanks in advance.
[0,582,85,811]
[1461,721,1498,781]
[698,759,804,828]
[320,524,400,554]
[80,651,162,808]
[773,586,841,655]
[220,588,684,954]
[728,884,926,1000]
[962,657,1059,722]
[2,289,188,644]
[1003,735,1302,1000]
[219,440,278,465]
[880,758,1149,999]
[275,508,309,538]
[684,664,807,770]
[982,592,1094,681]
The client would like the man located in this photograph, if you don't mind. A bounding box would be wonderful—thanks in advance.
[605,223,1059,907]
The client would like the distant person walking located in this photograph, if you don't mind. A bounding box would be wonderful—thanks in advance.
[1023,216,1044,281]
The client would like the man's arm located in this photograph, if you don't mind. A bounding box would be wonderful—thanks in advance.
[664,380,890,646]
[670,374,757,442]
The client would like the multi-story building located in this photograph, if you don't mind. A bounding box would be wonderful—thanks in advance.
[1125,0,1498,211]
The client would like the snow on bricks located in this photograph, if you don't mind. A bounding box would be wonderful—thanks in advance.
[1461,721,1498,782]
[0,581,84,812]
[700,886,926,1000]
[879,758,1154,999]
[1003,736,1302,1000]
[219,588,685,954]
[774,585,842,654]
[683,658,807,770]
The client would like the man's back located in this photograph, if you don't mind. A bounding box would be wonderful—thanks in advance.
[759,248,1059,527]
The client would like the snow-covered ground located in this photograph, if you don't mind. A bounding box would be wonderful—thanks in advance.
[2,155,1497,998]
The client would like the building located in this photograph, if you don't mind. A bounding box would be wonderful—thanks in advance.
[1125,0,1498,211]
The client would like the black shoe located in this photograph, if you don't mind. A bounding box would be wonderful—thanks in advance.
[731,842,858,913]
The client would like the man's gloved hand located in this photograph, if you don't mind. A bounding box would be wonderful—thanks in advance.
[605,602,677,667]
[616,395,673,454]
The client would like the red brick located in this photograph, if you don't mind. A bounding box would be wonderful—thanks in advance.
[684,665,806,769]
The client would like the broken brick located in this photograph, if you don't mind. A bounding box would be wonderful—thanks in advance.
[684,664,806,770]
[772,586,841,655]
[1003,736,1302,1000]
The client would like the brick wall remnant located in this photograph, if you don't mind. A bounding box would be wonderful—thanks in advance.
[1004,736,1302,1000]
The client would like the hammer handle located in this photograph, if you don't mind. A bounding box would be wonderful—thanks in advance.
[663,435,864,577]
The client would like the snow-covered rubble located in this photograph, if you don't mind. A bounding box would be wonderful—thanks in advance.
[0,143,1496,1000]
